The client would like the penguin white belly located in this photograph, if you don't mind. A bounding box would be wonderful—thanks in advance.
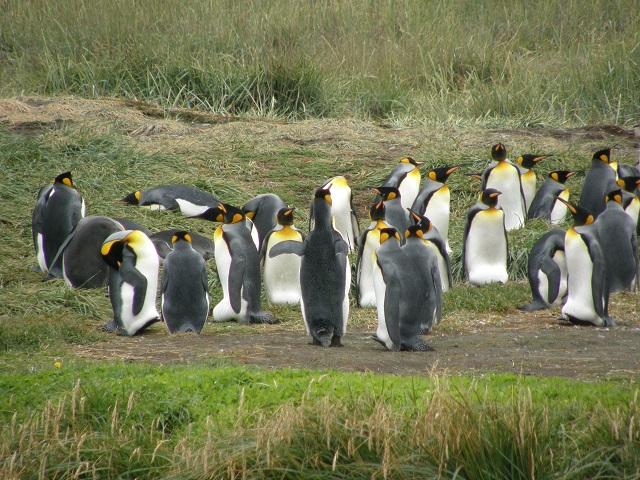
[212,231,241,322]
[36,233,47,272]
[486,164,525,231]
[465,211,508,286]
[399,170,420,210]
[625,199,639,227]
[426,242,449,292]
[522,173,536,213]
[264,253,301,305]
[552,250,568,306]
[330,189,356,251]
[358,234,381,307]
[425,188,451,252]
[550,190,569,225]
[175,198,211,217]
[561,234,603,325]
[372,262,394,350]
[141,204,166,211]
[537,270,550,305]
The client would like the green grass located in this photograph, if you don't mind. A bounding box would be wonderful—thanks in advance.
[1,0,638,124]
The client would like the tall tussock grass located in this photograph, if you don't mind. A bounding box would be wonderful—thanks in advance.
[1,0,638,124]
[2,377,639,479]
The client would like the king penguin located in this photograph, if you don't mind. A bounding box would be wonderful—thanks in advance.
[314,176,359,252]
[410,165,460,252]
[527,171,576,225]
[160,231,210,334]
[462,188,509,286]
[242,193,287,251]
[618,176,640,231]
[206,203,277,324]
[518,228,568,311]
[101,230,160,335]
[261,207,305,305]
[355,200,389,307]
[150,229,215,262]
[593,189,639,294]
[481,143,526,231]
[32,171,86,277]
[121,184,221,217]
[372,227,434,351]
[408,210,453,292]
[514,154,550,213]
[269,187,350,347]
[578,147,618,219]
[381,157,424,210]
[558,199,614,327]
[372,186,410,241]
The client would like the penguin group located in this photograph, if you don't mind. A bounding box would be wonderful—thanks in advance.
[32,142,639,348]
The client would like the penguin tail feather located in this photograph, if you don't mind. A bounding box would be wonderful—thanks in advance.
[314,327,334,347]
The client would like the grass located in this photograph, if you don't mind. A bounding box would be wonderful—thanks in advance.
[0,0,639,124]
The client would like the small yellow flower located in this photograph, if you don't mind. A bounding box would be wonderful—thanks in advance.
[54,361,62,368]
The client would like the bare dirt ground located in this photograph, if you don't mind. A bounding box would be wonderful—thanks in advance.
[3,96,639,380]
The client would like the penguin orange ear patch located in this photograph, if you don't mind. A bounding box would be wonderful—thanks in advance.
[600,154,609,162]
[135,191,141,201]
[232,213,244,224]
[429,172,437,181]
[172,235,178,244]
[551,173,559,181]
[184,234,192,243]
[62,178,73,188]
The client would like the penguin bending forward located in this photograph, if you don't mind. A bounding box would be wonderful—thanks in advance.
[270,187,350,347]
[527,171,576,225]
[101,230,160,335]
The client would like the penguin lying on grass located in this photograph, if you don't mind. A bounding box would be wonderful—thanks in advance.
[121,184,220,217]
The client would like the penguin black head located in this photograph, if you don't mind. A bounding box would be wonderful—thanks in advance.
[276,207,295,226]
[313,186,332,206]
[378,227,402,244]
[491,143,508,162]
[516,154,549,169]
[558,198,594,226]
[121,191,141,205]
[479,188,502,207]
[171,231,192,244]
[605,189,624,206]
[369,200,386,221]
[405,224,425,240]
[372,186,401,202]
[219,203,246,224]
[400,157,423,167]
[408,209,433,232]
[549,170,576,184]
[101,230,148,270]
[54,171,74,188]
[191,204,226,222]
[592,147,613,164]
[428,165,460,183]
[618,176,640,192]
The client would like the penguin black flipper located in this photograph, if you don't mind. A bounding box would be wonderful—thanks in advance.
[32,184,53,255]
[43,227,77,281]
[226,240,248,315]
[381,268,402,350]
[349,195,361,250]
[519,254,562,311]
[583,233,607,321]
[268,239,307,258]
[119,255,149,316]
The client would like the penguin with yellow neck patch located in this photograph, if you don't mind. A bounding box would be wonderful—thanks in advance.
[381,157,424,209]
[515,154,550,213]
[372,186,410,241]
[527,170,576,224]
[101,230,160,335]
[315,176,360,252]
[355,200,389,307]
[462,188,509,286]
[559,199,614,327]
[578,147,618,219]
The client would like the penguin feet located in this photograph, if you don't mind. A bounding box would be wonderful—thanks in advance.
[517,300,549,311]
[101,320,118,332]
[420,327,432,335]
[330,335,343,347]
[401,340,434,352]
[248,311,279,324]
[604,316,616,328]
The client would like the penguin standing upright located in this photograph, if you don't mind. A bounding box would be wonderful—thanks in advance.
[120,184,220,217]
[515,154,549,213]
[314,176,359,252]
[411,165,460,252]
[518,228,568,311]
[372,227,434,351]
[160,231,209,334]
[578,147,617,219]
[269,187,350,347]
[381,157,424,209]
[527,171,576,225]
[261,207,304,305]
[593,189,638,293]
[242,193,287,250]
[559,199,614,327]
[408,210,453,292]
[481,143,526,231]
[101,230,160,335]
[355,200,389,307]
[32,171,85,277]
[202,203,277,324]
[372,186,410,240]
[618,176,640,230]
[462,188,509,286]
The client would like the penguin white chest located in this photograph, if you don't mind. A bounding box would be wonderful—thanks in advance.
[372,259,394,350]
[174,198,211,217]
[357,229,382,307]
[264,230,302,305]
[550,190,569,225]
[425,187,451,250]
[486,163,525,230]
[465,209,508,286]
[329,188,356,250]
[561,232,602,324]
[399,169,421,209]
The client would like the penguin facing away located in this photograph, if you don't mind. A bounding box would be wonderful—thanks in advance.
[33,171,86,277]
[206,203,277,324]
[515,154,550,213]
[121,184,221,217]
[160,231,210,334]
[315,176,360,252]
[355,200,389,308]
[101,230,160,336]
[578,147,618,219]
[269,187,350,347]
[518,228,568,311]
[381,157,424,210]
[372,227,434,351]
[408,210,453,292]
[558,199,614,327]
[411,165,460,252]
[527,170,576,224]
[462,188,509,286]
[372,186,410,241]
[261,207,305,306]
[481,143,526,231]
[150,229,215,262]
[242,193,287,251]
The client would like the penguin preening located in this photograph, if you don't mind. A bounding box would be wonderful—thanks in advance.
[160,231,210,334]
[578,147,617,219]
[315,176,360,252]
[355,200,389,308]
[518,228,567,311]
[101,230,160,336]
[381,157,424,210]
[527,171,576,225]
[515,154,550,213]
[462,188,509,286]
[121,184,221,217]
[32,171,86,277]
[410,165,460,252]
[269,187,350,347]
[242,193,287,251]
[481,143,526,231]
[558,199,614,327]
[261,207,304,306]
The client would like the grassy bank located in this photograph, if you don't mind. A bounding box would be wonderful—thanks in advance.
[1,0,639,124]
